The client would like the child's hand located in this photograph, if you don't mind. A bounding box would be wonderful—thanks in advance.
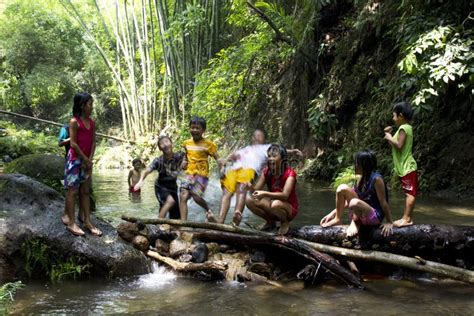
[181,160,188,170]
[241,182,253,192]
[384,132,393,141]
[380,223,393,237]
[134,181,143,191]
[320,213,334,226]
[252,190,265,200]
[293,149,304,157]
[384,126,393,133]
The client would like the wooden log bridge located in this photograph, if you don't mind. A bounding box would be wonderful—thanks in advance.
[121,216,474,284]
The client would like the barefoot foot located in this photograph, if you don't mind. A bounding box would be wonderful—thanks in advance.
[61,213,70,226]
[232,211,242,226]
[84,223,102,236]
[278,221,290,235]
[206,210,217,223]
[66,223,85,236]
[321,218,343,228]
[393,218,413,227]
[346,221,359,237]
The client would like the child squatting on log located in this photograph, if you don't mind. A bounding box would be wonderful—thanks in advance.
[245,144,299,235]
[320,150,394,237]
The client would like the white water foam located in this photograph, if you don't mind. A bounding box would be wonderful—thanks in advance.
[136,262,177,289]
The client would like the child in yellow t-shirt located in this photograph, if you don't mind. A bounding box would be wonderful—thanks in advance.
[180,116,223,221]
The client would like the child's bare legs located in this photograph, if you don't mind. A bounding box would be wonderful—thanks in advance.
[63,188,85,236]
[179,189,191,220]
[267,200,292,235]
[218,188,234,223]
[346,198,375,237]
[191,193,216,222]
[232,184,248,225]
[80,177,102,236]
[394,194,415,227]
[321,184,357,227]
[159,195,176,218]
[245,196,276,230]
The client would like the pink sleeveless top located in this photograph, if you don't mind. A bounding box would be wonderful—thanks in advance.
[68,117,94,161]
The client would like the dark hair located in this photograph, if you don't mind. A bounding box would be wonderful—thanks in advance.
[132,158,142,165]
[72,92,93,117]
[392,101,413,121]
[189,116,206,130]
[266,144,289,190]
[354,150,377,192]
[254,128,267,138]
[157,135,171,149]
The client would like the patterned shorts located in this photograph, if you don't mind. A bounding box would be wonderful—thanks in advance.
[64,157,89,189]
[180,174,208,197]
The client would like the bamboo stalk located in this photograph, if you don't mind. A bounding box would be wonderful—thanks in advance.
[0,110,133,143]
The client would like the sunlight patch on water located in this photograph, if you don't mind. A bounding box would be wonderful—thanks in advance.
[135,262,177,289]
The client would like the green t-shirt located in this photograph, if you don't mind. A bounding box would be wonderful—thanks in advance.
[392,124,417,177]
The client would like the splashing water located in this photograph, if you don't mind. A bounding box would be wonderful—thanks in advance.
[136,262,177,289]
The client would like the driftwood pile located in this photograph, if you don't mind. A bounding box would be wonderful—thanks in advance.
[118,216,474,288]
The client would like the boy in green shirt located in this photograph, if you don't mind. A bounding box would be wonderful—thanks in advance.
[384,101,418,227]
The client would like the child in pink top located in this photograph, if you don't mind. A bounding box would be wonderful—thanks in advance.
[61,92,101,237]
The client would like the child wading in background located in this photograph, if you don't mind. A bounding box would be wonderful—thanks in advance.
[384,102,418,227]
[62,92,102,237]
[134,136,183,219]
[320,150,394,237]
[245,144,299,235]
[180,116,224,221]
[128,158,142,194]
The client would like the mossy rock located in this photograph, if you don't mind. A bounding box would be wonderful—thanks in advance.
[4,154,64,182]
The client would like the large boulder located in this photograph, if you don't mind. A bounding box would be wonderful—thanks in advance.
[0,174,150,282]
[4,154,64,181]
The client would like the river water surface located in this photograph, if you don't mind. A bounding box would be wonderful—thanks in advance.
[12,170,474,315]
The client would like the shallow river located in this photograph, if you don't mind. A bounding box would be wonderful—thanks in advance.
[12,170,474,314]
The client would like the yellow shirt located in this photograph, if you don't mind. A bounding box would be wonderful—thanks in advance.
[183,138,217,177]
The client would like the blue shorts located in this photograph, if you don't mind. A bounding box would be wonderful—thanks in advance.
[64,157,88,189]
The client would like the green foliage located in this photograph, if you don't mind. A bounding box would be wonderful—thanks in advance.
[0,281,24,315]
[0,121,60,159]
[307,94,338,141]
[395,9,473,112]
[332,166,356,189]
[21,239,90,283]
[0,0,86,119]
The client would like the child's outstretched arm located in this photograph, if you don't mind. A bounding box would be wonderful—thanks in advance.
[134,168,153,191]
[384,129,406,150]
[253,176,295,201]
[374,177,394,237]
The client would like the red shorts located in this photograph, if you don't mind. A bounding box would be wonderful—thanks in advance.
[400,171,418,196]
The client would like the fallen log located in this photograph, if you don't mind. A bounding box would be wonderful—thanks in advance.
[146,250,227,274]
[190,230,363,288]
[121,216,474,284]
[291,225,474,268]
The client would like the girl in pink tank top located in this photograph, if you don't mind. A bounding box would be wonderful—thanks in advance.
[62,92,102,237]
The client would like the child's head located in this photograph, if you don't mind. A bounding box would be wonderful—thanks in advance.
[251,129,266,145]
[157,135,173,154]
[189,116,206,141]
[132,158,142,170]
[354,150,377,178]
[267,144,288,173]
[392,101,413,125]
[73,92,93,117]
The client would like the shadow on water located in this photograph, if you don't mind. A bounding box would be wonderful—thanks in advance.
[11,169,474,314]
